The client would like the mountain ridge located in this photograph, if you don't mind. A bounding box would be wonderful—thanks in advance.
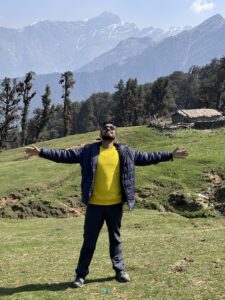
[0,11,187,78]
[2,13,225,111]
[72,13,225,95]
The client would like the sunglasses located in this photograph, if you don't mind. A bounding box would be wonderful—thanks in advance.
[102,125,116,131]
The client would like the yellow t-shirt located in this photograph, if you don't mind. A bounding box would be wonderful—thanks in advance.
[89,145,122,205]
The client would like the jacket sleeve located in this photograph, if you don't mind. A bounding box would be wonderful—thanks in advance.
[39,147,83,164]
[129,148,173,166]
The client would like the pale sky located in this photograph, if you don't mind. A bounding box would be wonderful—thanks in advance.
[0,0,225,29]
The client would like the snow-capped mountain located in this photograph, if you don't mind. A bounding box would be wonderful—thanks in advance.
[0,11,187,78]
[30,14,225,106]
[74,14,225,98]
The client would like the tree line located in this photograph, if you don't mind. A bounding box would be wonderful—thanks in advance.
[1,56,225,150]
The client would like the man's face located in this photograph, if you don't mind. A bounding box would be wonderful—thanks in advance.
[100,123,116,141]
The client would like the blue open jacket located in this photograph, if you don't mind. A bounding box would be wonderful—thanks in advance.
[39,142,173,209]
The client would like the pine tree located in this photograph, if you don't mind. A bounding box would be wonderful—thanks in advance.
[146,77,175,119]
[17,72,36,146]
[45,105,64,139]
[76,99,95,133]
[34,85,55,141]
[114,80,126,126]
[114,78,141,127]
[91,92,113,126]
[186,65,203,108]
[125,78,138,125]
[215,57,225,110]
[0,78,20,149]
[133,85,145,125]
[72,101,82,134]
[168,71,187,108]
[59,71,75,136]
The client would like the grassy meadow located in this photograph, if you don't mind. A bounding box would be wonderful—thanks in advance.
[0,126,225,299]
[1,210,225,299]
[0,126,225,217]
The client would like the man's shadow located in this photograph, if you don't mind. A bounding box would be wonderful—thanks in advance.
[0,276,115,296]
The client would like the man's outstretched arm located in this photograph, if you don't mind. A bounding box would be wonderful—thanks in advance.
[133,147,188,165]
[24,144,83,164]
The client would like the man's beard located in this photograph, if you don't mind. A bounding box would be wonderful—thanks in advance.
[101,135,115,141]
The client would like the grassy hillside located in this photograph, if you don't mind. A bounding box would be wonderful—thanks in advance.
[1,127,225,299]
[1,210,225,299]
[0,126,225,218]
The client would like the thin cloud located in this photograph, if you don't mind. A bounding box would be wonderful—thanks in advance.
[191,0,215,13]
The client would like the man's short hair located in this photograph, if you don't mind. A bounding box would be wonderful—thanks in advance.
[101,121,114,127]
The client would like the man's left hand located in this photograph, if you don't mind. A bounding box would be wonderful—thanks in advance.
[172,147,189,159]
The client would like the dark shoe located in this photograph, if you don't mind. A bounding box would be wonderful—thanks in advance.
[71,277,85,288]
[115,270,130,282]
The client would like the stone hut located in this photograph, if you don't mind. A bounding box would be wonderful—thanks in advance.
[172,109,223,124]
[171,109,225,129]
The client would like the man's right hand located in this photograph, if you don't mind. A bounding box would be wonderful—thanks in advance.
[24,144,40,158]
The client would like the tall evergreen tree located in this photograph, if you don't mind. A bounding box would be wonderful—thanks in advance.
[184,66,201,109]
[146,77,175,119]
[76,99,95,133]
[125,78,139,125]
[114,80,126,126]
[114,78,141,127]
[59,71,75,136]
[34,85,55,142]
[72,101,82,134]
[17,71,36,146]
[214,57,225,110]
[168,71,187,108]
[133,85,145,125]
[73,92,113,134]
[0,78,20,149]
[91,92,114,126]
[46,105,64,139]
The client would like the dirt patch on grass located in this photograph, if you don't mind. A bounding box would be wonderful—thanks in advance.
[171,257,194,274]
[165,170,225,217]
[135,187,165,211]
[0,187,86,219]
[202,170,225,216]
[0,197,85,219]
[168,192,200,211]
[0,194,20,209]
[205,171,224,185]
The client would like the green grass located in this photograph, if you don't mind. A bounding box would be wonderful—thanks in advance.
[1,210,225,299]
[0,126,225,217]
[1,127,225,298]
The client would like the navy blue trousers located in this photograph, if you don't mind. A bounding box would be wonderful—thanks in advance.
[75,203,125,278]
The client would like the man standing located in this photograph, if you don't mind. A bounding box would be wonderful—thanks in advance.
[24,121,188,288]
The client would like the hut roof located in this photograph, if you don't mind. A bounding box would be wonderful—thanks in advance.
[175,109,222,118]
